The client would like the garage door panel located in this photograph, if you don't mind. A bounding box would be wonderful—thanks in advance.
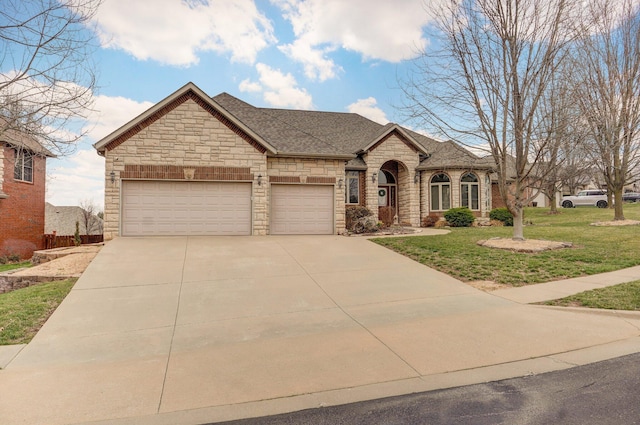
[271,184,334,235]
[122,181,251,236]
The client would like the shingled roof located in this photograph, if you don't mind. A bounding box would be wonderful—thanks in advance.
[213,92,385,157]
[213,92,493,171]
[0,118,55,157]
[94,83,494,171]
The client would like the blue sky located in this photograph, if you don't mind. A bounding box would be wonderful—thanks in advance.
[46,0,440,209]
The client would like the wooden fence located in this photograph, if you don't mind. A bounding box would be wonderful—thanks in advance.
[43,234,104,250]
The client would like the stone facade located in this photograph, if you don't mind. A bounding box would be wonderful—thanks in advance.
[103,98,268,239]
[267,157,346,233]
[97,84,496,237]
[363,134,421,226]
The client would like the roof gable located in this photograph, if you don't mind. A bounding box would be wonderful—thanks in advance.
[94,83,276,155]
[362,125,429,155]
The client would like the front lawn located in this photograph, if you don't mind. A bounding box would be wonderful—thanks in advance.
[544,280,640,310]
[0,279,75,345]
[373,204,640,286]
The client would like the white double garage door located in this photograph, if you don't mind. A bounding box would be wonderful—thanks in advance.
[121,180,334,236]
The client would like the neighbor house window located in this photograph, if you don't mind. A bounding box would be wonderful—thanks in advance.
[14,149,33,183]
[461,172,479,210]
[430,173,451,210]
[345,171,360,204]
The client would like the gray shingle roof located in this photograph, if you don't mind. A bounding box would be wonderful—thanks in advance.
[45,203,103,235]
[213,91,493,170]
[214,93,394,157]
[0,118,55,157]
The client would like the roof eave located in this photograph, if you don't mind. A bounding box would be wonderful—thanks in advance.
[270,151,355,160]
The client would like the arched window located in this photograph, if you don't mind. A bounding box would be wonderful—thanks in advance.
[430,173,451,211]
[378,170,395,184]
[461,172,479,210]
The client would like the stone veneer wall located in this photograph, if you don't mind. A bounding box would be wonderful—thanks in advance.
[364,134,420,226]
[267,157,345,234]
[103,98,268,239]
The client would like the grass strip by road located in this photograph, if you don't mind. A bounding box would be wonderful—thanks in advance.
[373,204,640,286]
[544,280,640,311]
[0,279,76,345]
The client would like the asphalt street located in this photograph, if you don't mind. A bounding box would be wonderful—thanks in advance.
[214,352,640,425]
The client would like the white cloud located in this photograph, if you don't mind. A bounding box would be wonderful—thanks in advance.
[239,79,262,93]
[278,38,340,81]
[347,97,388,124]
[273,0,433,80]
[46,94,154,208]
[85,95,154,141]
[242,63,313,109]
[47,148,105,209]
[94,0,275,66]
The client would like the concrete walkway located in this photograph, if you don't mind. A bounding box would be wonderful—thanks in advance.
[1,236,639,425]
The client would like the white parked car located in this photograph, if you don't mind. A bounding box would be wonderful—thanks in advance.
[561,190,609,208]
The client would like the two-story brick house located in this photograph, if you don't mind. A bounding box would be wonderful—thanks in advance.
[0,126,53,259]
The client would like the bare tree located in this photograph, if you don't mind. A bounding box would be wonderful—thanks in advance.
[79,198,102,235]
[401,0,577,239]
[0,0,100,156]
[536,66,593,213]
[572,0,640,220]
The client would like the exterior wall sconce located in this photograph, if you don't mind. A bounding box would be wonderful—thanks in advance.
[338,178,343,189]
[414,172,420,184]
[110,171,115,183]
[372,172,377,183]
[257,174,263,186]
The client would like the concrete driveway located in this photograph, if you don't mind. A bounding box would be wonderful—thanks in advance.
[1,236,640,425]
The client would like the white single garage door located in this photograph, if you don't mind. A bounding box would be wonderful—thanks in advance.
[270,184,334,235]
[121,180,251,236]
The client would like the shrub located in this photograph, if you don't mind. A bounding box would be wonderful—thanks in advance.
[489,208,514,226]
[421,214,440,227]
[74,221,82,246]
[443,207,475,227]
[345,205,371,229]
[345,206,390,234]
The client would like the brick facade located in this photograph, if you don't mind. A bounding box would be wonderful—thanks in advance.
[0,145,47,259]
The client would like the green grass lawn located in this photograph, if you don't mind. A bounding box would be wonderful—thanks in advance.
[374,203,640,286]
[0,261,32,273]
[0,279,75,345]
[544,280,640,311]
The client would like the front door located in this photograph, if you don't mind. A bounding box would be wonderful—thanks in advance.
[377,169,397,225]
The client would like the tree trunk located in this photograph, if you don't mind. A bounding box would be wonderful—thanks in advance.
[512,208,525,240]
[547,183,558,214]
[613,189,625,220]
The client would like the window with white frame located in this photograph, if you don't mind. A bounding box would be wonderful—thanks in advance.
[430,173,451,210]
[461,172,479,210]
[14,149,33,183]
[345,171,359,204]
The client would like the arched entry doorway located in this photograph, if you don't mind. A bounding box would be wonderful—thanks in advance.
[377,169,396,225]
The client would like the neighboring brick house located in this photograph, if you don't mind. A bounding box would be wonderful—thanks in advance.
[0,127,54,259]
[94,82,495,239]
